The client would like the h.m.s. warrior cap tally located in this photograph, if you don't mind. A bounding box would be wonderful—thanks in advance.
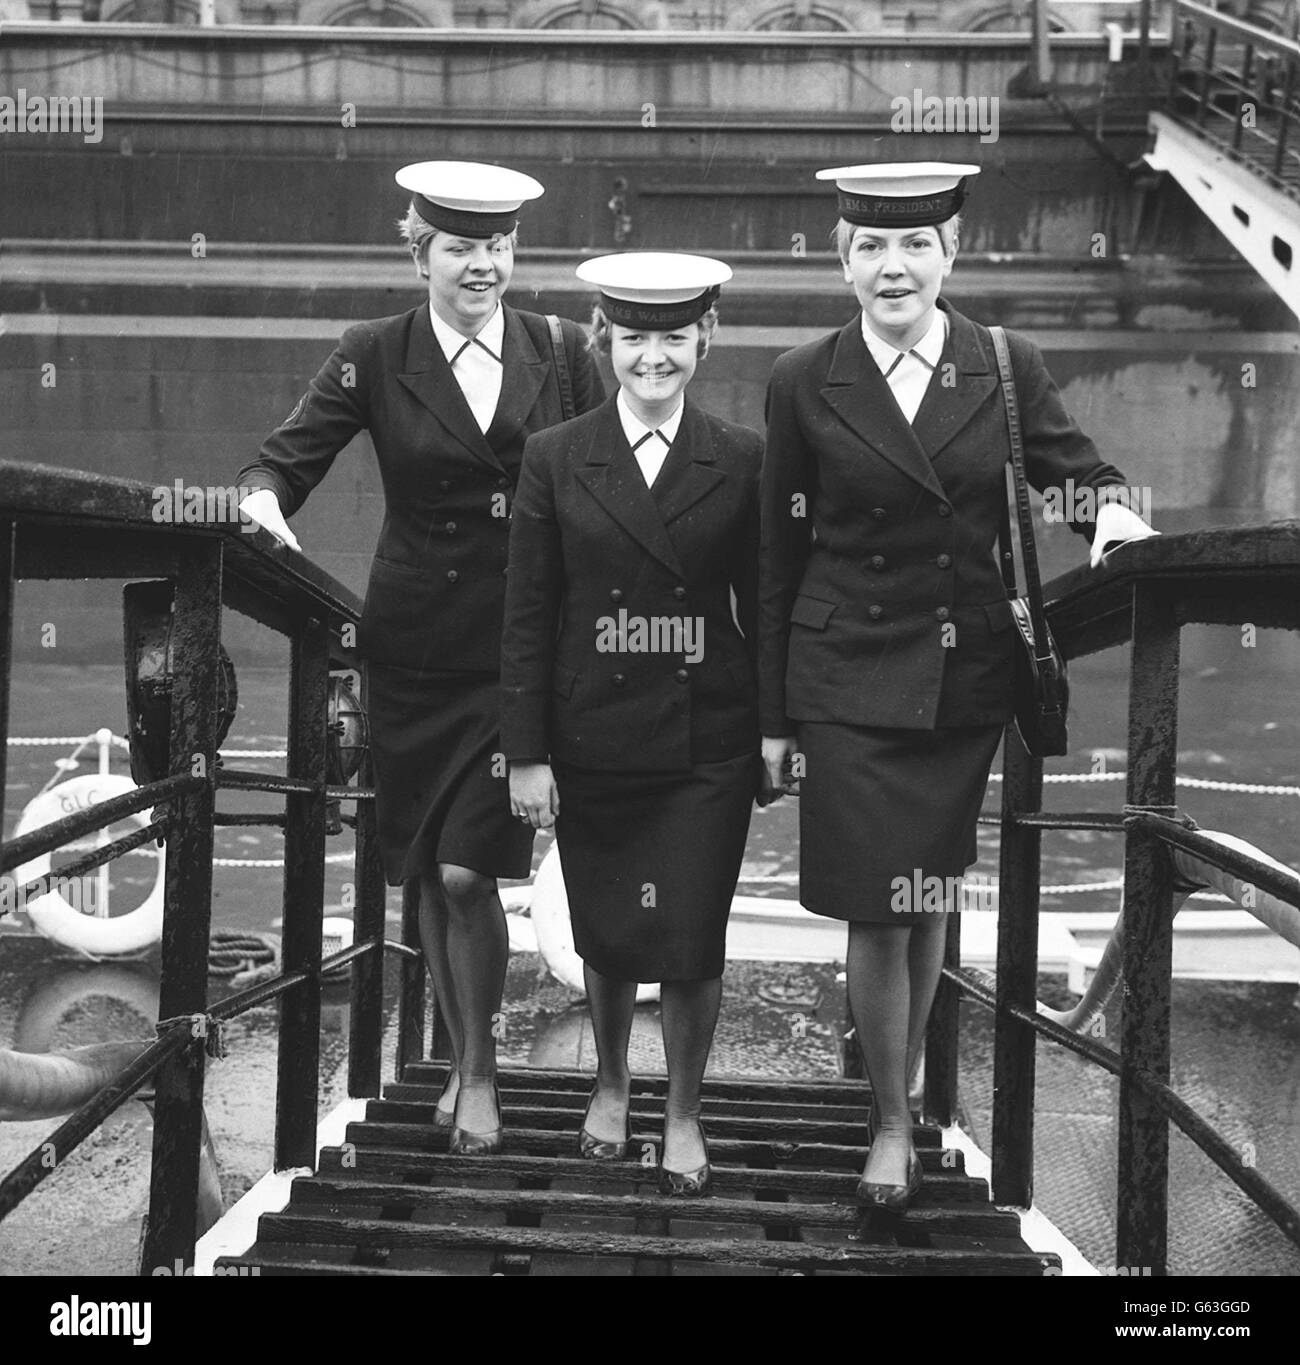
[576,252,733,330]
[395,160,545,238]
[817,162,980,228]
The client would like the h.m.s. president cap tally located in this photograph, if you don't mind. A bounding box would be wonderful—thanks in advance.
[395,160,545,238]
[576,252,733,329]
[816,162,980,228]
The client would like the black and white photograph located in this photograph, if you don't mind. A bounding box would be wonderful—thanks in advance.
[0,0,1297,1322]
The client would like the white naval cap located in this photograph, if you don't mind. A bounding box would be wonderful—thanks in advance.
[395,160,544,237]
[576,252,733,328]
[816,162,980,227]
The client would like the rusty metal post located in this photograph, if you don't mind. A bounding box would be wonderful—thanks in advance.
[141,541,222,1274]
[0,522,14,854]
[1117,582,1180,1276]
[274,616,329,1170]
[991,725,1043,1207]
[347,721,386,1098]
[1030,0,1053,91]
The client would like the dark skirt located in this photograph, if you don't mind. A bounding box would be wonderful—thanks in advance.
[367,664,533,886]
[796,721,1004,922]
[552,752,758,983]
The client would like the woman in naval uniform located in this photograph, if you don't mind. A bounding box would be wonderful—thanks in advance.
[238,161,604,1155]
[501,254,768,1195]
[758,163,1157,1212]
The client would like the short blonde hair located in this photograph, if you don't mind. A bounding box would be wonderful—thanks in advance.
[833,215,961,264]
[586,303,719,359]
[397,201,518,275]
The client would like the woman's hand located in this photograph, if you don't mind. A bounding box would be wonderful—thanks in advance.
[762,735,797,796]
[239,489,302,553]
[1089,501,1158,568]
[509,762,559,830]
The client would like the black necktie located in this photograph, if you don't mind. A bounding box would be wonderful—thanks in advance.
[631,429,671,452]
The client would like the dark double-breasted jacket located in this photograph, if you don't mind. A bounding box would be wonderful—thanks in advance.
[758,299,1128,736]
[500,395,763,773]
[238,303,605,674]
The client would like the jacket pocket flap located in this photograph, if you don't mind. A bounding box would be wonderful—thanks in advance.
[790,594,838,630]
[982,599,1016,634]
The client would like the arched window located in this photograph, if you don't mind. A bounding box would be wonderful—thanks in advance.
[97,0,202,20]
[752,4,851,29]
[325,0,425,23]
[966,5,1069,32]
[537,2,637,27]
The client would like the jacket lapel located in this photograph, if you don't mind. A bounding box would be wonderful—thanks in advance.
[821,320,947,500]
[395,305,506,475]
[484,306,549,456]
[652,402,725,526]
[574,398,685,577]
[910,303,1000,463]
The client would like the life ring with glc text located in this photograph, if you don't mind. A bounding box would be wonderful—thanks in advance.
[10,774,165,958]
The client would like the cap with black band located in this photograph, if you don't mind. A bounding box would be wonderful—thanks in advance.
[816,161,980,228]
[576,252,733,329]
[395,160,544,238]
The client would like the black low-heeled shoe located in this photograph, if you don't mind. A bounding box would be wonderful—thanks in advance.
[657,1119,711,1197]
[578,1085,632,1160]
[854,1147,922,1213]
[433,1070,458,1131]
[448,1080,503,1156]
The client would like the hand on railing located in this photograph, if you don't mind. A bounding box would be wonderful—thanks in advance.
[238,489,302,553]
[1089,501,1160,567]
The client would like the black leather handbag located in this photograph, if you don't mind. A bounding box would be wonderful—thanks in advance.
[989,325,1070,759]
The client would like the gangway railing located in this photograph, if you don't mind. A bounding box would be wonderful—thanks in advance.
[0,461,433,1274]
[1168,0,1300,200]
[923,521,1300,1273]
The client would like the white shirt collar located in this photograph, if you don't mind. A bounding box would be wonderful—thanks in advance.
[616,389,685,449]
[861,306,948,375]
[429,302,505,363]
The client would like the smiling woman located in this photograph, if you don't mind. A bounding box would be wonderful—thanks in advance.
[501,250,770,1195]
[235,158,605,1155]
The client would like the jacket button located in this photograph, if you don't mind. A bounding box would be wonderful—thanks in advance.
[870,555,886,571]
[871,507,888,521]
[937,503,952,518]
[446,570,459,583]
[496,477,509,489]
[445,521,457,535]
[935,607,950,621]
[673,586,687,600]
[610,589,624,603]
[611,673,626,688]
[868,605,884,620]
[438,480,452,492]
[675,669,689,683]
[936,554,952,568]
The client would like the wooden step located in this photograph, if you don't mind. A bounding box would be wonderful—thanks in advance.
[224,1212,1056,1276]
[287,1175,1025,1238]
[315,1146,991,1203]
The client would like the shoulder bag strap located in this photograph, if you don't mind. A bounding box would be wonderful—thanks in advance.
[989,324,1052,660]
[545,313,576,422]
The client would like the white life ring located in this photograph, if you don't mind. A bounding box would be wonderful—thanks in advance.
[529,844,660,1004]
[10,774,165,958]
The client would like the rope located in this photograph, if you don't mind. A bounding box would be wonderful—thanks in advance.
[208,930,279,979]
[155,1013,227,1061]
[987,771,1300,795]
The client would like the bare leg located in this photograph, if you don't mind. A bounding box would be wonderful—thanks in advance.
[417,873,463,1116]
[846,922,913,1187]
[659,976,723,1173]
[439,862,508,1135]
[581,963,636,1142]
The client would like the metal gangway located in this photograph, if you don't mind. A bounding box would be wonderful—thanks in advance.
[1148,0,1300,318]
